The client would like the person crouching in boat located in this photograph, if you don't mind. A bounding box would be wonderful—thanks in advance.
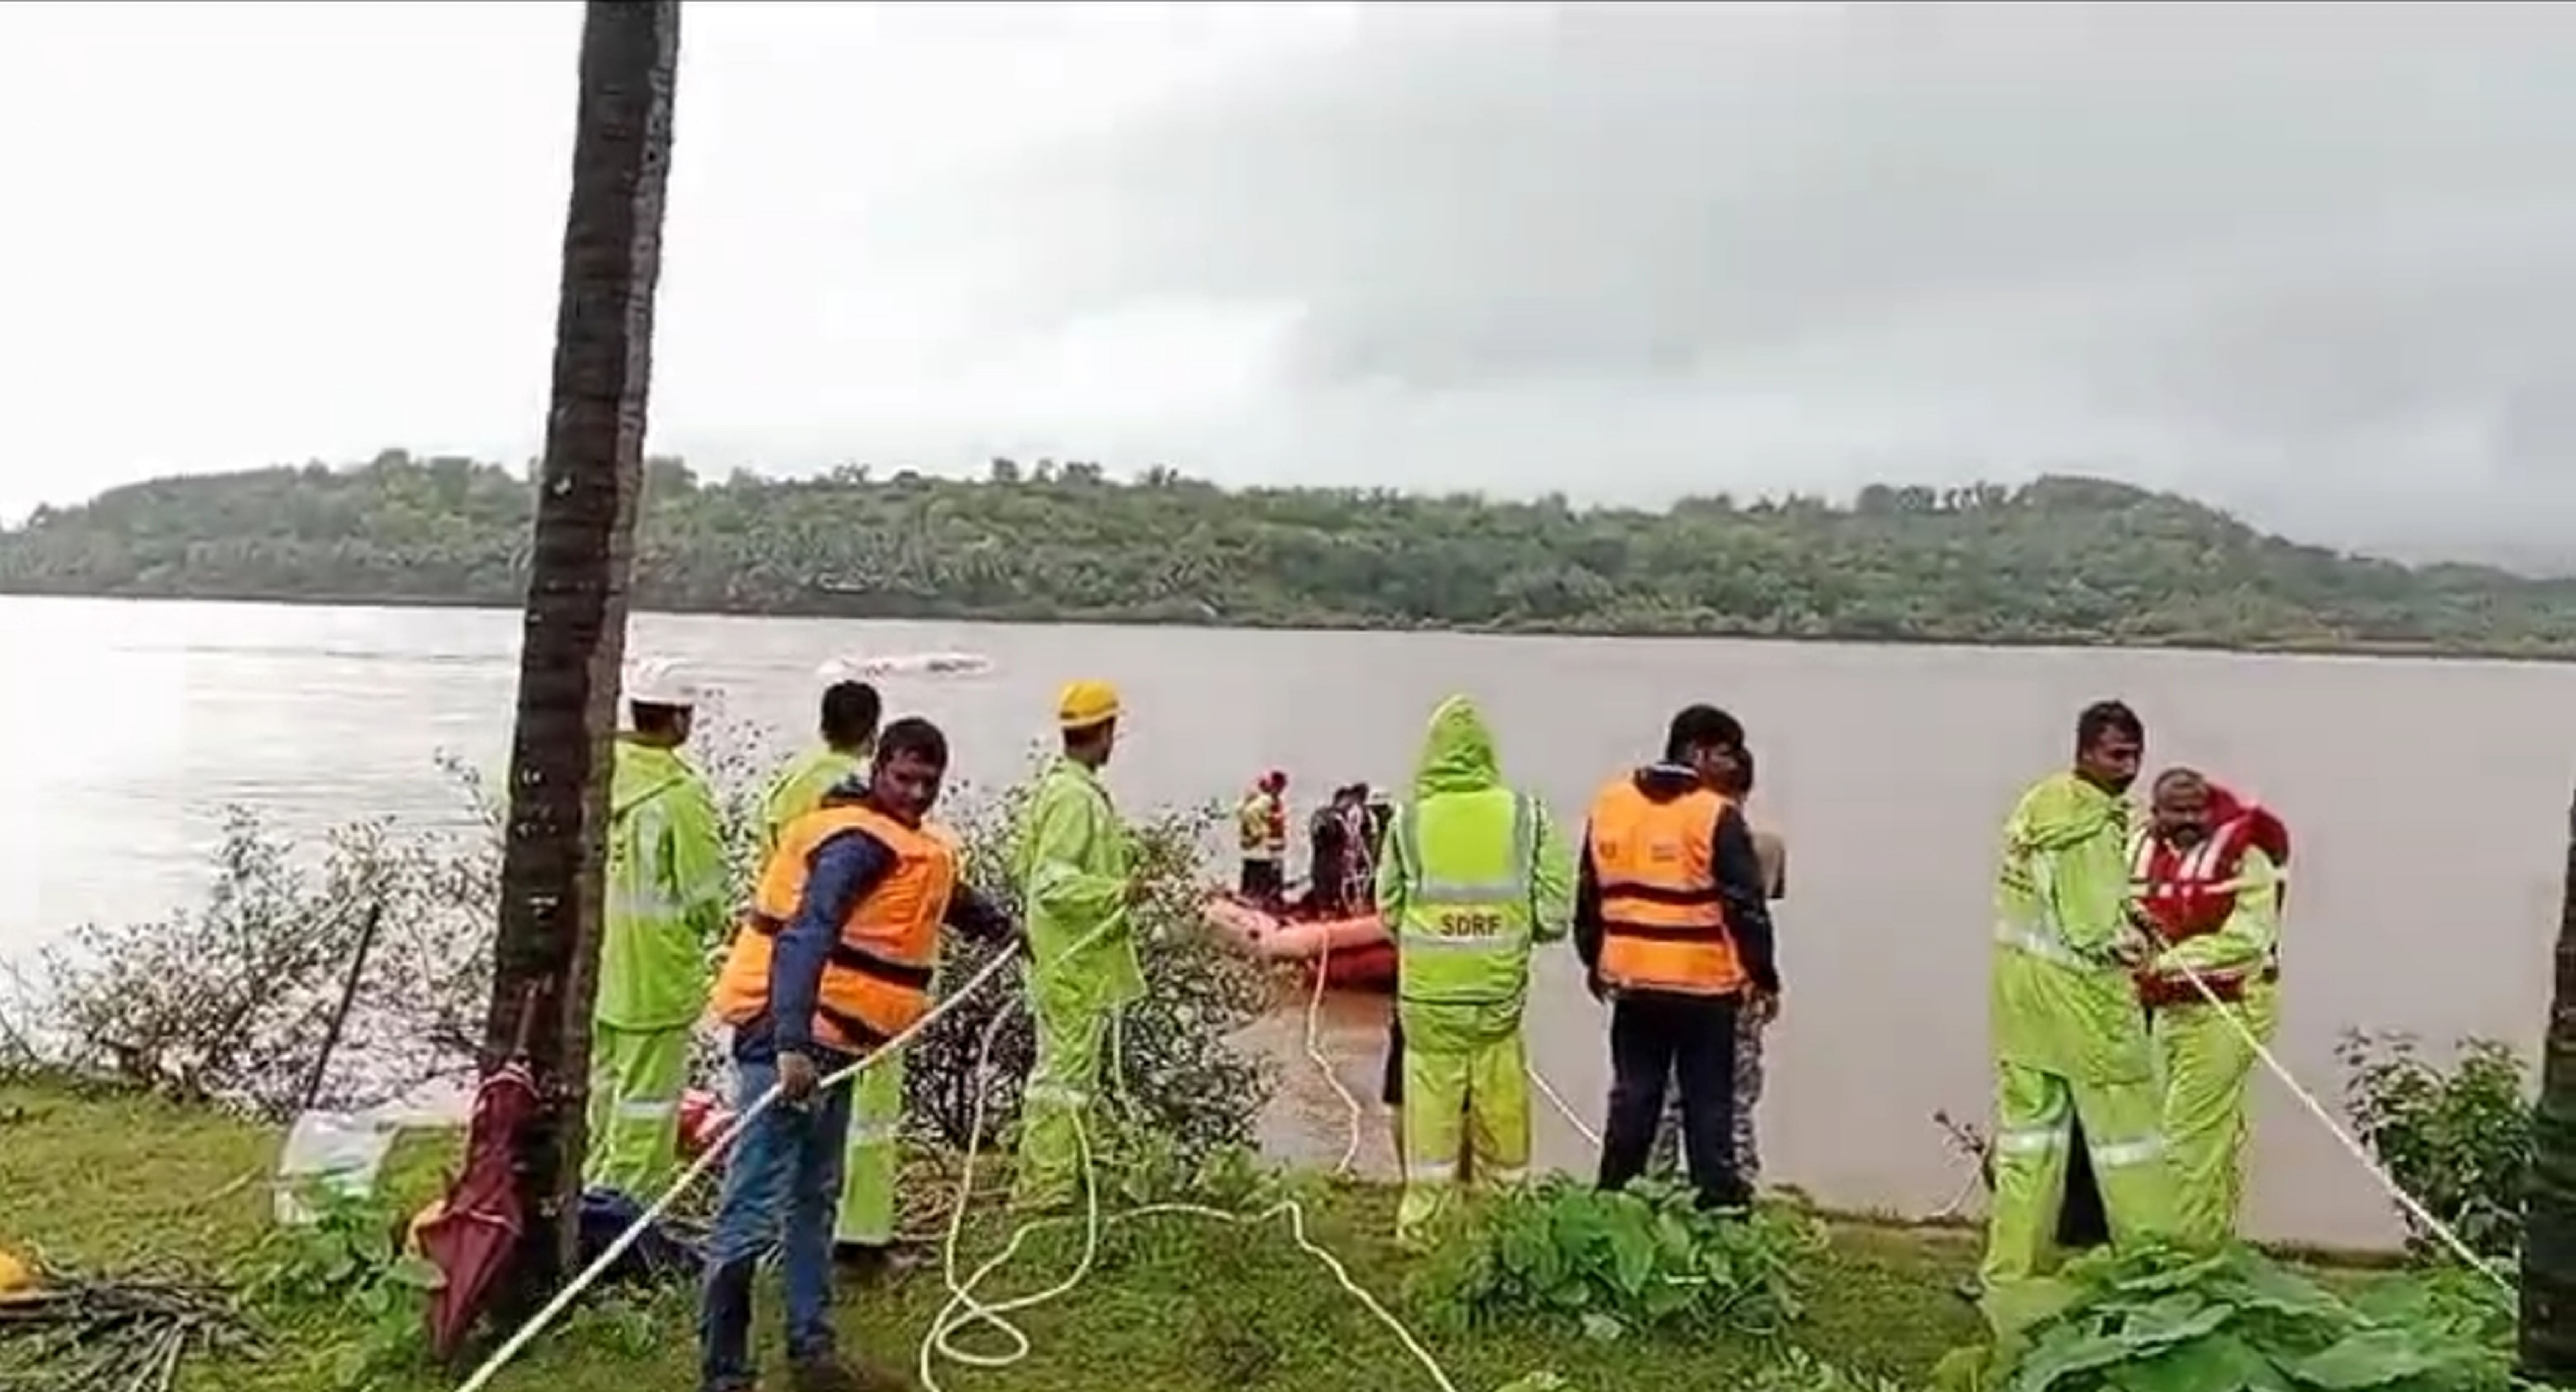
[1236,770,1290,906]
[1378,695,1574,1248]
[2129,768,2286,1250]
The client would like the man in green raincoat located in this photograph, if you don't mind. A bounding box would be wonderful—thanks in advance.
[588,658,732,1201]
[1009,679,1143,1212]
[757,677,906,1269]
[1980,699,2176,1330]
[1377,695,1574,1247]
[758,678,880,854]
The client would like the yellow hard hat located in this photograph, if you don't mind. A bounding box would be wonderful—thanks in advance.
[1057,679,1122,731]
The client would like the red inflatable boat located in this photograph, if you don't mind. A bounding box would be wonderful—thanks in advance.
[1200,895,1396,992]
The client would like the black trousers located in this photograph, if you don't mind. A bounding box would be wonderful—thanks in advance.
[1597,990,1748,1210]
[1239,858,1282,901]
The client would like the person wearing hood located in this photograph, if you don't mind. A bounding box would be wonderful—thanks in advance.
[1010,681,1146,1212]
[1579,705,1778,1213]
[700,717,1021,1392]
[1376,695,1574,1247]
[588,658,733,1201]
[758,678,909,1273]
[1236,770,1290,905]
[2129,768,2287,1249]
[1979,700,2176,1331]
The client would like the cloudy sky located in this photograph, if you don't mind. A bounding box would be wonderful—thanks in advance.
[4,1,2575,559]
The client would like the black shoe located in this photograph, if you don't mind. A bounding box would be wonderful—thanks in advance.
[789,1353,918,1392]
[832,1242,892,1280]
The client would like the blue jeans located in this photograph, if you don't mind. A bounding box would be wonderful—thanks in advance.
[698,1045,856,1390]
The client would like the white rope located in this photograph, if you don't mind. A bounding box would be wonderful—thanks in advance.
[916,920,1463,1392]
[1526,1061,1602,1150]
[452,950,1022,1392]
[2166,957,2511,1287]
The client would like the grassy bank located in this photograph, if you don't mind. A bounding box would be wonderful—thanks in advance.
[2,1080,1999,1391]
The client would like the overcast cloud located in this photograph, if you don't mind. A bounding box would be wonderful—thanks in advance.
[5,2,2575,559]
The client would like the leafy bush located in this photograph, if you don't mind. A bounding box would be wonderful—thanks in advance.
[1935,1244,2519,1392]
[2339,1031,2532,1261]
[1416,1175,1827,1341]
[901,775,1274,1165]
[11,723,1273,1173]
[21,810,491,1119]
[236,1186,442,1389]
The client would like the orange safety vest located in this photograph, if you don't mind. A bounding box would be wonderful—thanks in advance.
[1586,778,1745,996]
[709,801,957,1053]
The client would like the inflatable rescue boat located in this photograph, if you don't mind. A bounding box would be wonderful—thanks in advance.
[1200,895,1396,992]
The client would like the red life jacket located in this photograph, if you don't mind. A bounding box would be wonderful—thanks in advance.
[2129,784,2287,1007]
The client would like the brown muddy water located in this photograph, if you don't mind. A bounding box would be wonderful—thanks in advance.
[6,594,2570,1248]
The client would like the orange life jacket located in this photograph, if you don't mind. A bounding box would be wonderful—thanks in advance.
[709,801,956,1053]
[2128,815,2278,1008]
[1586,777,1744,997]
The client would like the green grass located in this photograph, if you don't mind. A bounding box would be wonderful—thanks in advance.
[0,1081,2062,1390]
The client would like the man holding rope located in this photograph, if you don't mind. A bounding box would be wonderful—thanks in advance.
[1979,700,2175,1332]
[699,718,1022,1392]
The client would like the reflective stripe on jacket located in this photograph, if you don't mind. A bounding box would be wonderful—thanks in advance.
[711,803,955,1050]
[1586,778,1744,995]
[1388,787,1538,1009]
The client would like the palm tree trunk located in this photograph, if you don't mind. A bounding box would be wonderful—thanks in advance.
[2522,784,2576,1377]
[482,0,682,1319]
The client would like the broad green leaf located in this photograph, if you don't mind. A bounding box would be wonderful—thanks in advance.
[2284,1330,2445,1390]
[2010,1332,2137,1392]
[2113,1336,2293,1392]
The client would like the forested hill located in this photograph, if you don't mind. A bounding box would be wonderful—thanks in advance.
[8,450,2576,657]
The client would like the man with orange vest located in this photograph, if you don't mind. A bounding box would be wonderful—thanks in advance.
[2129,768,2286,1250]
[697,717,1021,1392]
[1579,703,1780,1213]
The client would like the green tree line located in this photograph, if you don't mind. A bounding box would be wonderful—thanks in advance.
[9,448,2576,656]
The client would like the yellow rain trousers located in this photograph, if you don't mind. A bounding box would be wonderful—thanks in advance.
[588,738,730,1200]
[1378,696,1573,1248]
[2142,843,2283,1251]
[1010,756,1142,1212]
[1979,772,2175,1334]
[2153,978,2279,1250]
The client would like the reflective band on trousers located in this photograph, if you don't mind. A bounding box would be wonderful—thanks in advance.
[1392,794,1533,952]
[1993,1120,2163,1168]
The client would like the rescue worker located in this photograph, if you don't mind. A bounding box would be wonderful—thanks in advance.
[700,717,1020,1392]
[1236,770,1289,904]
[1649,743,1785,1183]
[1302,784,1367,917]
[588,657,731,1201]
[1010,680,1146,1212]
[758,679,905,1272]
[2130,769,2286,1249]
[1581,705,1778,1213]
[1376,695,1573,1247]
[760,679,882,853]
[1980,700,2175,1331]
[1338,783,1378,912]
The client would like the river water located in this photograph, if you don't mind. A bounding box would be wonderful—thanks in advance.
[3,594,2568,1247]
